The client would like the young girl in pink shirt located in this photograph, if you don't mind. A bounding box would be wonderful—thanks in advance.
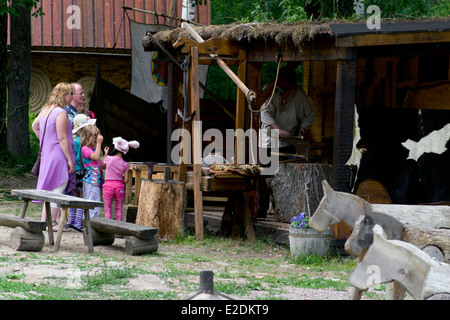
[103,137,139,221]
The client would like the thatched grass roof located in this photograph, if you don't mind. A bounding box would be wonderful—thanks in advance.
[146,21,334,49]
[144,18,450,51]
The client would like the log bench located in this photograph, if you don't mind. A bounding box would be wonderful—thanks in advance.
[11,189,103,253]
[0,215,47,251]
[82,217,158,255]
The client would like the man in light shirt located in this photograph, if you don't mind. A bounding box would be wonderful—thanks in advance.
[257,66,315,218]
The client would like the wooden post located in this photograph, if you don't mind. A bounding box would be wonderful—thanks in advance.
[44,202,54,245]
[83,208,94,253]
[235,49,247,164]
[19,199,28,218]
[54,208,67,252]
[247,62,262,164]
[333,59,356,192]
[190,46,204,241]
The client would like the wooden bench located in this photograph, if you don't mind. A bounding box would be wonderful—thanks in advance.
[11,189,103,253]
[0,214,48,251]
[349,225,450,300]
[82,217,158,256]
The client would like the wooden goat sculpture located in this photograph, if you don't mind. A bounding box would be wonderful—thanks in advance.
[309,180,450,261]
[309,180,450,299]
[349,225,450,300]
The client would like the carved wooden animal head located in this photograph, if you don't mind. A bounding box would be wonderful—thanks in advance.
[309,180,367,232]
[345,209,404,257]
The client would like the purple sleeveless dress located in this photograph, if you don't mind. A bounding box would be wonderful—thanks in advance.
[36,108,75,192]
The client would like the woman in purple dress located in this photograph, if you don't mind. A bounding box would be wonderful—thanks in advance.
[32,82,75,230]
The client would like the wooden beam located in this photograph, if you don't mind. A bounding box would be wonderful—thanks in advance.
[198,57,240,66]
[175,37,240,57]
[336,31,450,48]
[190,46,204,241]
[182,23,257,104]
[247,42,356,62]
[332,59,356,192]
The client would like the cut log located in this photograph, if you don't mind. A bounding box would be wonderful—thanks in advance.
[0,215,47,233]
[269,163,332,223]
[83,228,116,246]
[125,236,158,256]
[402,226,450,262]
[10,227,45,252]
[83,217,158,239]
[136,179,185,240]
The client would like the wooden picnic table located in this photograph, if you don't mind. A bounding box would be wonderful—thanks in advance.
[11,189,103,253]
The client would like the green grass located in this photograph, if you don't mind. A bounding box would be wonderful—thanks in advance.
[0,162,373,300]
[0,233,370,300]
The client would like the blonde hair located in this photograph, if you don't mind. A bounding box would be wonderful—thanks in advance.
[80,125,100,148]
[46,82,72,108]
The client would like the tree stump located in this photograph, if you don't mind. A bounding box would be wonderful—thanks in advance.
[136,179,186,240]
[10,227,45,252]
[269,163,333,223]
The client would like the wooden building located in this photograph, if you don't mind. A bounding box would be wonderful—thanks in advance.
[142,19,450,240]
[8,0,210,112]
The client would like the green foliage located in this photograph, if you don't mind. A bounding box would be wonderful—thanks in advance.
[431,0,450,16]
[211,0,450,25]
[0,0,43,17]
[0,110,39,176]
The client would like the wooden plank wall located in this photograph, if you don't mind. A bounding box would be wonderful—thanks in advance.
[25,0,210,50]
[303,60,337,144]
[304,53,450,147]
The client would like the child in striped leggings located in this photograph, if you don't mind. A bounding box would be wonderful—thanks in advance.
[103,137,139,222]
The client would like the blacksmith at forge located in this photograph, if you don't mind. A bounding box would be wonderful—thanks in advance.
[257,65,315,219]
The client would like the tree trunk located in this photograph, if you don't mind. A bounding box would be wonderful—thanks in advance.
[0,13,7,149]
[7,1,31,158]
[269,163,333,223]
[136,179,186,240]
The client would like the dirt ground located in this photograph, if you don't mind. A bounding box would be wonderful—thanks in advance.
[0,174,379,301]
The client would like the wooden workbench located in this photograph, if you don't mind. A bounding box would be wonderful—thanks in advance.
[124,162,258,241]
[125,162,181,206]
[186,171,256,240]
[11,189,103,253]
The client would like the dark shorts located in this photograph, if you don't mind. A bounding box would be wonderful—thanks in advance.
[75,169,86,192]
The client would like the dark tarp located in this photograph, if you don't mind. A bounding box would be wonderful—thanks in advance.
[89,67,168,163]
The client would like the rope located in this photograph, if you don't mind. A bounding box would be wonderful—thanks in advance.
[247,57,283,164]
[247,57,283,115]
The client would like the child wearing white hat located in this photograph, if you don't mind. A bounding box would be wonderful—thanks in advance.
[102,137,139,223]
[67,114,97,232]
